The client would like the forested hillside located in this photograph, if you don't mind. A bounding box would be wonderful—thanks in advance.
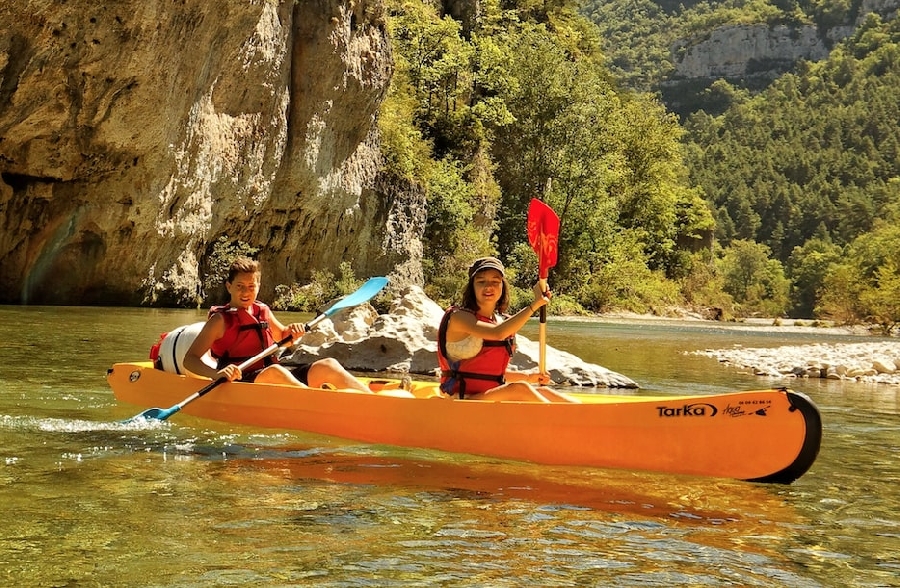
[377,0,900,332]
[685,16,900,320]
[582,0,899,328]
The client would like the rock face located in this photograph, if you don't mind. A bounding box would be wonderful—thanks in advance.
[672,24,830,81]
[285,286,640,388]
[669,0,900,84]
[0,0,424,306]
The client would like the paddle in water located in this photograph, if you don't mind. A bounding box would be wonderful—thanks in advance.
[124,276,390,423]
[527,198,560,375]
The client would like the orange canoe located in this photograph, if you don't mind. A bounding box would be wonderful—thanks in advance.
[107,361,821,483]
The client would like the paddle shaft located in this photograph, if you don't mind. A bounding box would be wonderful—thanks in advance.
[171,334,295,410]
[539,306,547,374]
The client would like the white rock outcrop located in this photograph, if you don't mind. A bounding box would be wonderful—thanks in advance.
[670,0,900,82]
[673,24,829,80]
[284,286,639,388]
[692,342,900,386]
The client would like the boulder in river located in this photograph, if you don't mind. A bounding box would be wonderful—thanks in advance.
[285,286,638,388]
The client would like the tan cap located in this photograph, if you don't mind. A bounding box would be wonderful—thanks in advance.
[468,256,505,278]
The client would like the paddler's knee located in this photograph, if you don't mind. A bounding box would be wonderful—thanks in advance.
[255,364,306,387]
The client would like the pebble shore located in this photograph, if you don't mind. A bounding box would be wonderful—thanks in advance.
[692,341,900,386]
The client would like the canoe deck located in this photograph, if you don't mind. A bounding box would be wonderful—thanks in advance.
[107,361,822,483]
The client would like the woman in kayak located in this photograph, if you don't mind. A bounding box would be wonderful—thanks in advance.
[182,256,371,392]
[437,256,578,402]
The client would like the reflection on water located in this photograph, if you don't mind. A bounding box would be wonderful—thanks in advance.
[1,306,899,586]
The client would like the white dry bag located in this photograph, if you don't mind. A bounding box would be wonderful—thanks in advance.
[152,322,215,377]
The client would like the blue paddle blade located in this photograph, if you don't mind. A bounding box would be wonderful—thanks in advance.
[124,406,181,423]
[321,277,389,318]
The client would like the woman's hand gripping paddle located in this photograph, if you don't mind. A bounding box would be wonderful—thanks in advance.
[527,199,560,376]
[125,276,390,423]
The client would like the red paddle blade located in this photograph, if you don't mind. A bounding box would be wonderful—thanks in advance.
[527,198,560,279]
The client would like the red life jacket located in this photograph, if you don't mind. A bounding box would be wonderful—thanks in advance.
[208,302,277,372]
[437,306,514,398]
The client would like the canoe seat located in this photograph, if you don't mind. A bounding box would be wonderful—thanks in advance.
[366,377,443,399]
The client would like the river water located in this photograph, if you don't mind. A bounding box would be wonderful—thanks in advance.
[1,306,897,587]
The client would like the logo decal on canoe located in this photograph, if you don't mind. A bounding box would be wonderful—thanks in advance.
[723,400,772,417]
[656,402,717,417]
[129,370,141,383]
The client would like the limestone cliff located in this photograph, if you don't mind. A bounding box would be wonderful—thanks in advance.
[663,0,900,113]
[670,0,899,82]
[672,23,831,81]
[0,0,424,306]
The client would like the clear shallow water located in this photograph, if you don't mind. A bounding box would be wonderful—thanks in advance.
[1,306,898,587]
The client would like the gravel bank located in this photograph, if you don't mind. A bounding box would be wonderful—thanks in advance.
[692,341,900,386]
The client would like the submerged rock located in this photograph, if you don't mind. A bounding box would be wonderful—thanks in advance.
[285,285,638,388]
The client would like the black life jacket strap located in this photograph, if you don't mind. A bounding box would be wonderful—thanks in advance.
[482,339,513,355]
[440,369,506,399]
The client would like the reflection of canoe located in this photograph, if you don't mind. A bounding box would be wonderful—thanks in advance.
[107,361,822,483]
[228,451,799,525]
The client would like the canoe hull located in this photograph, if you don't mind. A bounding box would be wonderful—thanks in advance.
[107,362,821,483]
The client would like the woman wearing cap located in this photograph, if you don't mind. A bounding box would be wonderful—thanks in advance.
[436,257,578,402]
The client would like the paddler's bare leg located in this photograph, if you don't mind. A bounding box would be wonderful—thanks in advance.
[536,387,581,403]
[254,365,309,387]
[306,358,370,392]
[473,382,551,402]
[470,382,580,403]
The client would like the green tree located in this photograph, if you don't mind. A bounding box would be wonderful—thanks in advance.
[817,262,865,324]
[381,0,731,314]
[491,22,707,292]
[718,240,790,316]
[819,221,900,329]
[421,156,496,302]
[785,234,842,318]
[573,229,682,313]
[679,249,736,316]
[859,262,900,335]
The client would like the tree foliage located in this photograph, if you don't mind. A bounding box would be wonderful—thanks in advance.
[381,0,713,311]
[718,240,790,316]
[819,222,900,333]
[377,0,899,323]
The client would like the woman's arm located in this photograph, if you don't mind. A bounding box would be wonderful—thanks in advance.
[505,371,552,385]
[447,281,550,341]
